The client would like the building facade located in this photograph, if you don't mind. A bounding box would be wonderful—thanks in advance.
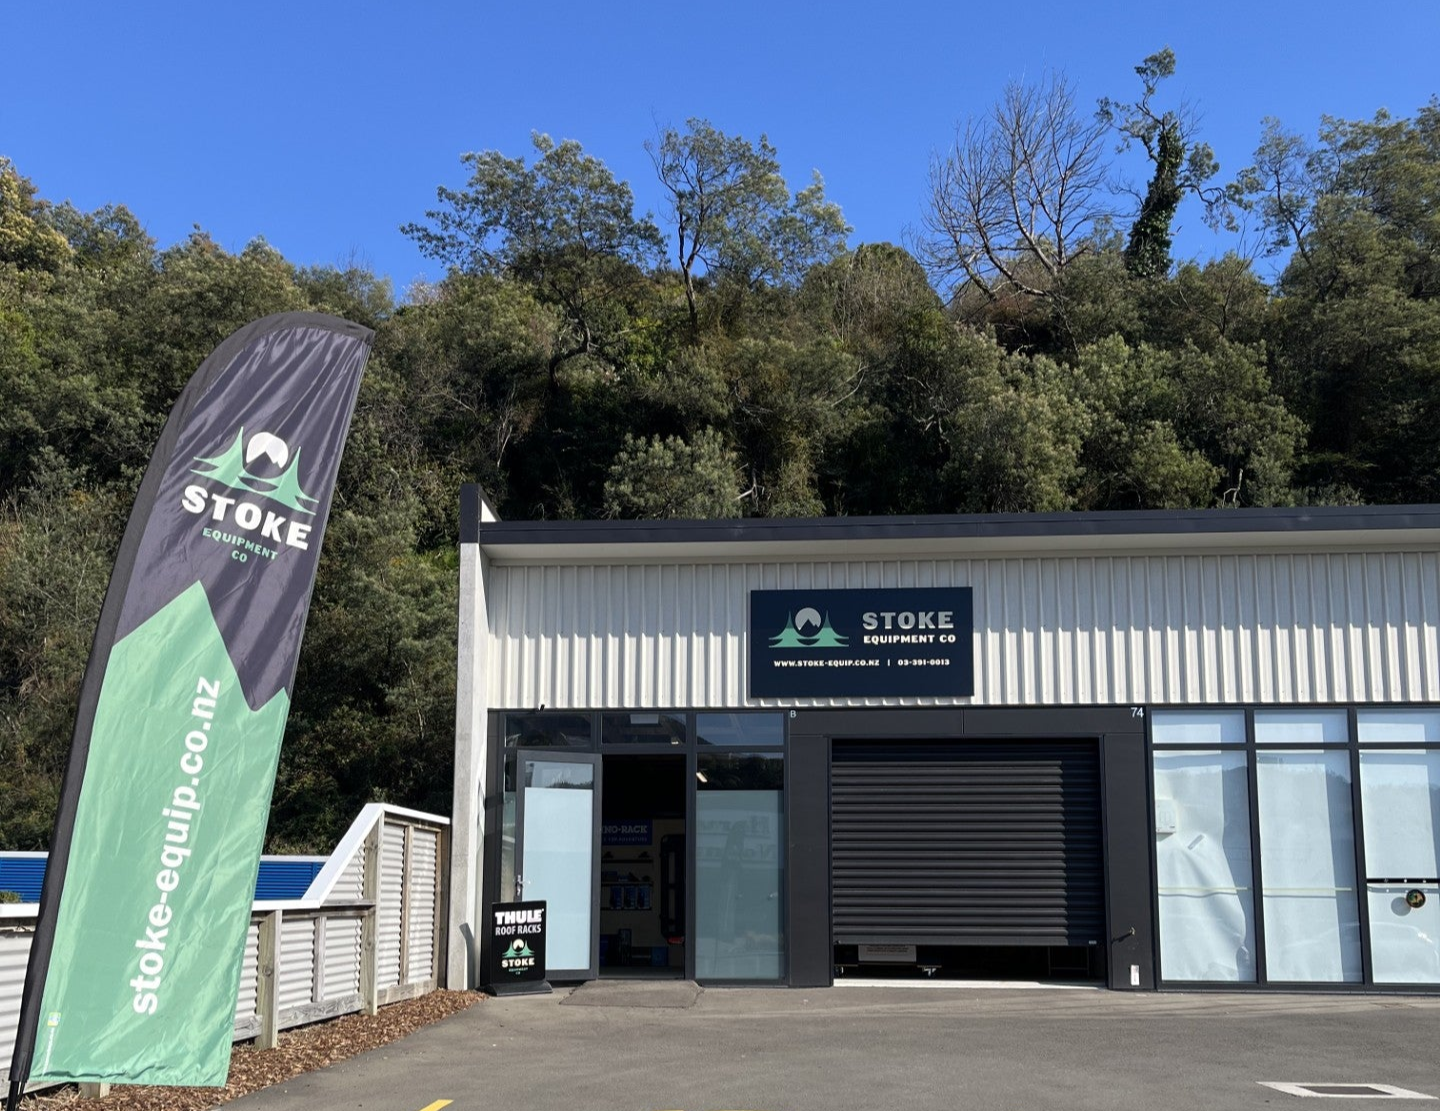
[449,489,1440,991]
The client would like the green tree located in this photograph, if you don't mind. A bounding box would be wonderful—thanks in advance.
[1065,335,1301,508]
[602,428,740,518]
[1098,48,1228,278]
[0,484,126,848]
[1240,103,1440,501]
[648,119,850,328]
[941,344,1087,513]
[276,495,458,850]
[0,159,70,273]
[403,134,664,384]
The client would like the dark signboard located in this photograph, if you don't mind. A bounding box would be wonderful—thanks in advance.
[487,901,548,995]
[749,588,974,699]
[602,819,653,846]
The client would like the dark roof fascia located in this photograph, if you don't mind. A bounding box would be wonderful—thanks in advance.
[459,488,1440,549]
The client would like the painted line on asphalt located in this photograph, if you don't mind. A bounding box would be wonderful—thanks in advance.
[1259,1082,1436,1099]
[415,1101,454,1111]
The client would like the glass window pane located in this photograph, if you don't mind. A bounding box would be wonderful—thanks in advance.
[602,712,687,746]
[1359,750,1440,877]
[504,713,593,748]
[1255,710,1349,745]
[1152,711,1246,746]
[1367,885,1440,983]
[1153,749,1257,982]
[695,752,784,980]
[520,758,595,971]
[1256,750,1362,982]
[1358,710,1440,744]
[696,713,784,747]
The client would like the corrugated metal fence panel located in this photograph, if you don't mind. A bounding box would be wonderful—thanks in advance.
[376,823,406,988]
[277,916,317,1011]
[487,552,1440,709]
[406,828,439,982]
[235,920,261,1024]
[0,854,330,905]
[323,918,362,998]
[255,858,327,900]
[1,922,33,1076]
[831,741,1105,946]
[0,858,46,902]
[328,846,366,903]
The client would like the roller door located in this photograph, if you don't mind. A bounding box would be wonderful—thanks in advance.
[831,740,1104,947]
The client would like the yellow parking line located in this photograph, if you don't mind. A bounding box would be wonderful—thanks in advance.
[415,1101,452,1111]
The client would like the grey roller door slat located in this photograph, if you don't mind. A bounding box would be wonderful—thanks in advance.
[831,741,1104,947]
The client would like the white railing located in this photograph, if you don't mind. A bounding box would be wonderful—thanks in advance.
[1,803,449,1076]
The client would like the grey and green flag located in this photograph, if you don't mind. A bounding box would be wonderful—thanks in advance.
[8,313,372,1093]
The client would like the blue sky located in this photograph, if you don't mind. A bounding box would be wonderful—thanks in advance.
[4,1,1436,298]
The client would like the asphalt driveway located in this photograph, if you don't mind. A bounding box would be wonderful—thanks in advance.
[226,980,1440,1111]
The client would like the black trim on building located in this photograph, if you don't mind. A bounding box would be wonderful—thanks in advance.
[459,485,1440,547]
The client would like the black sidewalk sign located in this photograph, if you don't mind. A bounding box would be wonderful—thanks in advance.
[486,900,551,996]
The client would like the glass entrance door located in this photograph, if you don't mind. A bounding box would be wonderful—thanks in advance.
[516,752,601,980]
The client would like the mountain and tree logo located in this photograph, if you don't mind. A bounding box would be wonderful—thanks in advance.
[505,937,536,974]
[769,606,849,648]
[191,429,317,516]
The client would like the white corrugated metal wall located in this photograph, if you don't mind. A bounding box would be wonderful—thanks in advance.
[236,920,260,1025]
[277,916,316,1012]
[376,824,407,989]
[0,919,29,1076]
[487,552,1440,709]
[405,828,439,982]
[324,918,362,997]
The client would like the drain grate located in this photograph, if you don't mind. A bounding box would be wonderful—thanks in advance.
[1259,1082,1437,1100]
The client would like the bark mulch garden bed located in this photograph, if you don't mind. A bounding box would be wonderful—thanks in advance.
[20,990,481,1111]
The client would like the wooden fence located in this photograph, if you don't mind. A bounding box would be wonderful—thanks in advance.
[1,803,448,1081]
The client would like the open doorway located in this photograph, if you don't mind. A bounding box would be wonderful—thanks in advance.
[599,754,687,977]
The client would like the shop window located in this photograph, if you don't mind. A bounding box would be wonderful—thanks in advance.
[1358,710,1440,744]
[1152,710,1245,746]
[1153,749,1257,982]
[696,713,784,747]
[1254,710,1349,745]
[1255,749,1362,982]
[602,712,687,746]
[695,751,784,980]
[503,713,593,747]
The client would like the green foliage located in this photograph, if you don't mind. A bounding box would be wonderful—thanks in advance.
[603,429,740,518]
[0,159,70,273]
[649,119,850,328]
[275,494,458,851]
[1098,48,1227,279]
[1239,101,1440,501]
[0,485,125,848]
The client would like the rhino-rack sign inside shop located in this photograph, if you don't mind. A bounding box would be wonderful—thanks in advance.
[487,901,548,995]
[749,588,974,698]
